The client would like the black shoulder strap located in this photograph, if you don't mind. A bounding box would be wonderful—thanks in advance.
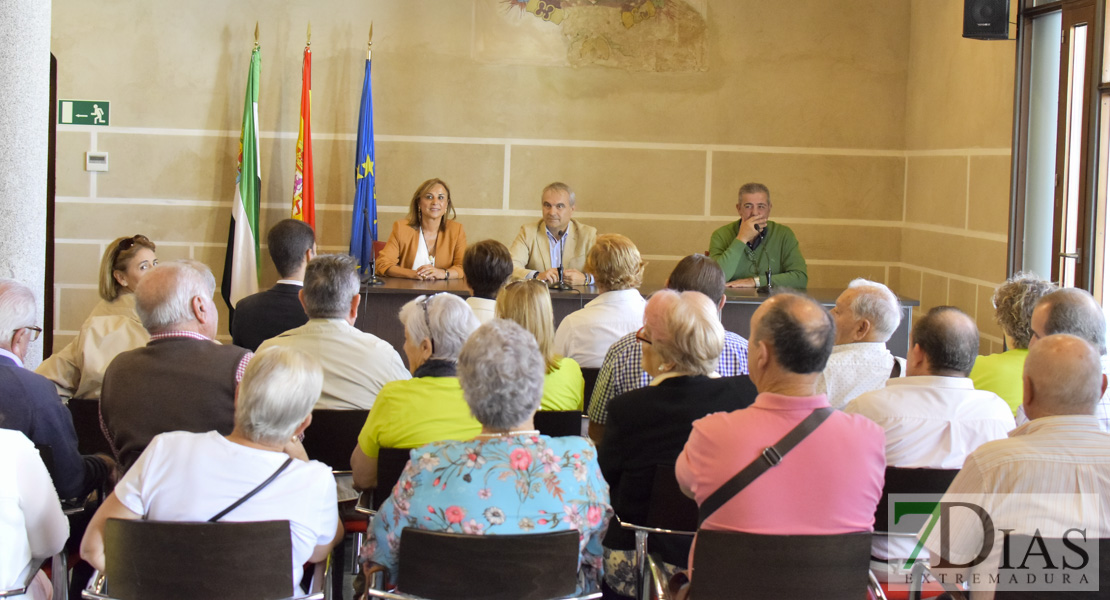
[697,408,833,526]
[890,358,902,378]
[209,457,294,522]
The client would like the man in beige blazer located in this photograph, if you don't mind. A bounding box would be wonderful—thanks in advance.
[509,182,598,284]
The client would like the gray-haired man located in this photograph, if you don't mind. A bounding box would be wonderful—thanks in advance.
[509,182,598,284]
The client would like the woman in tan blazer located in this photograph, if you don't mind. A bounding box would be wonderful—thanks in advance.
[376,178,467,280]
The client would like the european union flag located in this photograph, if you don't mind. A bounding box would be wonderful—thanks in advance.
[350,56,376,275]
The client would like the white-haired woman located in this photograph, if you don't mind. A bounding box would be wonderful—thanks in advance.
[37,235,157,399]
[350,293,482,490]
[361,319,612,594]
[598,290,758,597]
[81,346,342,588]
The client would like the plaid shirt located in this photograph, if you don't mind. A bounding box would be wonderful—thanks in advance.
[587,330,749,425]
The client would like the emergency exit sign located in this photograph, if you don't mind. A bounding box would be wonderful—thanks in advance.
[59,100,110,126]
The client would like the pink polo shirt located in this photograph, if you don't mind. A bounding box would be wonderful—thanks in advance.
[676,392,886,566]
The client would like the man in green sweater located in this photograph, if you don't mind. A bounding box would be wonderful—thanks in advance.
[709,182,808,289]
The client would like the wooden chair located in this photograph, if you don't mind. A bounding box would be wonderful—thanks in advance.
[80,519,325,600]
[302,409,369,472]
[365,529,599,600]
[690,530,875,600]
[67,398,113,457]
[581,368,600,414]
[534,410,586,437]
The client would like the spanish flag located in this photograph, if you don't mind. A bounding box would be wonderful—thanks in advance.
[291,43,314,228]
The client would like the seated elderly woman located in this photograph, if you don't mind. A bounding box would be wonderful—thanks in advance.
[969,272,1056,414]
[598,289,758,597]
[350,293,482,490]
[37,234,157,399]
[496,279,585,411]
[360,319,612,593]
[80,346,342,587]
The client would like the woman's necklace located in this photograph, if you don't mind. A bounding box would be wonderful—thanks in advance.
[422,228,438,263]
[475,429,540,440]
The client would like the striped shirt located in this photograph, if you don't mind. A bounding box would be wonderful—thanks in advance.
[150,331,253,383]
[587,330,748,425]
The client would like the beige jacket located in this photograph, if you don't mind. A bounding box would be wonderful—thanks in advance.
[509,219,598,281]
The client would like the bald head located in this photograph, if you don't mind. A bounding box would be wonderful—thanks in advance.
[909,306,979,377]
[134,260,217,337]
[751,292,835,375]
[1023,334,1106,419]
[1031,288,1107,356]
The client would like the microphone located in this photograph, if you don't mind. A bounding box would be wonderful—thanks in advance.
[754,223,763,233]
[549,228,574,291]
[361,207,385,286]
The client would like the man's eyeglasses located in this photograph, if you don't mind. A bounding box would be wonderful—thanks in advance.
[16,326,41,342]
[635,326,652,345]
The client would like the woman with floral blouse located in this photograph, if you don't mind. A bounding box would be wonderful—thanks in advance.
[360,319,612,594]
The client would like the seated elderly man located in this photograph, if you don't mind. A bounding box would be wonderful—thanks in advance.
[462,239,513,324]
[0,279,113,500]
[676,292,885,581]
[1017,287,1110,431]
[231,218,315,351]
[844,306,1014,580]
[920,334,1110,596]
[351,293,481,490]
[817,278,905,409]
[82,346,342,588]
[258,254,409,411]
[100,261,252,471]
[554,234,646,369]
[588,254,749,442]
[509,182,598,285]
[362,319,611,594]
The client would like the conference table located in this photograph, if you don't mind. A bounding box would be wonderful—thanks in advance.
[356,278,919,362]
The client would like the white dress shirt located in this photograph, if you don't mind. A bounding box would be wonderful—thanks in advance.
[816,342,903,409]
[554,289,646,369]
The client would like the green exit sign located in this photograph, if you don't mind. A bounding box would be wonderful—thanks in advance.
[59,100,110,126]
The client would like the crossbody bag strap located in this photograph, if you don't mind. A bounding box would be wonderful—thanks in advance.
[208,457,294,523]
[697,407,833,526]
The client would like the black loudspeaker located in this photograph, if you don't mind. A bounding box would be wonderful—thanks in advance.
[964,0,1010,40]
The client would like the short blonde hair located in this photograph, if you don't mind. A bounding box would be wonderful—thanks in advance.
[645,289,723,376]
[99,235,157,301]
[585,233,644,291]
[495,279,559,373]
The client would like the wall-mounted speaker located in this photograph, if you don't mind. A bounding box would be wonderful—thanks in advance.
[964,0,1010,40]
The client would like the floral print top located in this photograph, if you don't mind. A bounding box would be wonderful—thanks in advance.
[360,433,612,592]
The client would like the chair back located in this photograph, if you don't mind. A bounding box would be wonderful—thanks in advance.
[873,467,960,532]
[581,367,600,413]
[534,410,584,437]
[102,518,293,600]
[69,397,114,456]
[691,530,872,600]
[645,464,699,532]
[371,447,412,509]
[992,536,1110,599]
[302,409,370,472]
[396,529,579,600]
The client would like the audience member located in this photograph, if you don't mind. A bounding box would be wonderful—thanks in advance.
[100,261,252,471]
[708,183,807,289]
[37,235,156,400]
[258,254,409,411]
[554,233,646,368]
[968,272,1055,414]
[376,178,466,281]
[230,219,315,351]
[844,306,1014,580]
[676,292,884,580]
[816,278,905,408]
[361,320,611,593]
[463,239,513,324]
[509,182,598,285]
[1017,287,1110,431]
[0,278,114,499]
[588,254,749,442]
[351,293,481,490]
[495,280,585,411]
[599,290,758,596]
[920,334,1110,595]
[82,346,342,586]
[0,429,68,600]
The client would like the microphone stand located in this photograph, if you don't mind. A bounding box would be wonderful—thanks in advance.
[548,227,574,291]
[361,206,384,286]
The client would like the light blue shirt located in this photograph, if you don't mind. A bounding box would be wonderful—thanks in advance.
[547,227,568,269]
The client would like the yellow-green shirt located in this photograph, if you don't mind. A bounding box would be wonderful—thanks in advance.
[541,356,585,412]
[357,376,481,458]
[969,348,1028,416]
